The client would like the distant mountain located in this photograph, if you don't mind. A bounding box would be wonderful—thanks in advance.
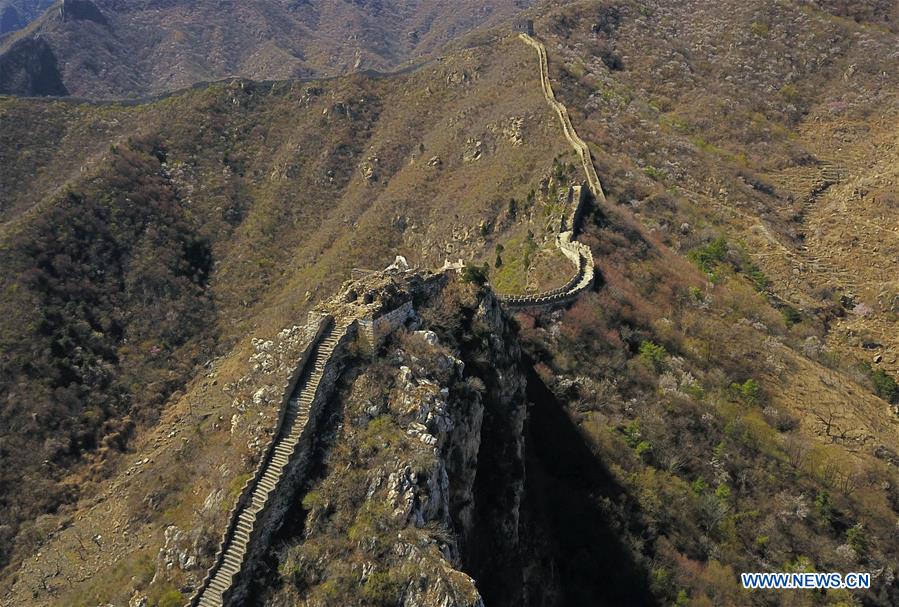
[0,0,536,98]
[0,0,54,36]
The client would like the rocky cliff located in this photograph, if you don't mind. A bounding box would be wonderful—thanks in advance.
[258,277,530,606]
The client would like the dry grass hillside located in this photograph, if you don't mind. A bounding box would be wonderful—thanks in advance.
[0,34,572,605]
[0,0,536,97]
[538,0,899,370]
[485,0,899,604]
[1,1,898,606]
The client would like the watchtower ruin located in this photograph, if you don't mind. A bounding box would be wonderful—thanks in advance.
[513,18,534,36]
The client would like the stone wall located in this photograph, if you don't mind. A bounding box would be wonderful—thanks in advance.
[358,301,415,354]
[569,184,590,238]
[188,316,356,607]
[189,271,447,606]
[493,34,604,310]
[224,319,358,605]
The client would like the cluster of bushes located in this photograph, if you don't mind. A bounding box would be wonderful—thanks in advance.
[867,366,899,404]
[0,136,215,569]
[513,179,898,605]
[689,236,771,294]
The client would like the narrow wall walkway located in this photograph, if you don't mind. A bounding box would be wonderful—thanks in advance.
[496,34,602,309]
[188,317,354,607]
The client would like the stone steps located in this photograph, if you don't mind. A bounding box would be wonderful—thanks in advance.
[189,318,353,607]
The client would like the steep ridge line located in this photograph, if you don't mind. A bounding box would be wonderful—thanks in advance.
[520,33,606,204]
[189,31,604,604]
[497,34,600,309]
[188,315,355,607]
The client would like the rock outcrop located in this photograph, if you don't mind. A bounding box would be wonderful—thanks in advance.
[254,274,531,607]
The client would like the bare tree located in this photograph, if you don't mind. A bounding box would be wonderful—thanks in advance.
[835,467,859,497]
[785,435,808,471]
[812,406,864,445]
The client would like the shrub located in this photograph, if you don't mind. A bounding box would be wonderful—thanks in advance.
[643,166,669,182]
[691,477,709,494]
[814,491,833,525]
[870,368,899,403]
[846,523,868,559]
[715,484,731,501]
[743,260,770,292]
[157,590,185,607]
[635,440,653,460]
[461,264,489,286]
[639,340,668,371]
[623,420,642,448]
[781,306,802,326]
[688,237,728,275]
[779,84,801,103]
[729,379,761,405]
[362,571,402,606]
[750,21,770,36]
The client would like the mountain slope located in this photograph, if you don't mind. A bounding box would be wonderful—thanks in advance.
[0,34,571,591]
[0,0,53,35]
[0,0,536,98]
[1,1,898,606]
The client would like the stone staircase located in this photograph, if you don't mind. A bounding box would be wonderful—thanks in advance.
[189,317,352,607]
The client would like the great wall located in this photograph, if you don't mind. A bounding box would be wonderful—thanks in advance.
[495,33,603,309]
[189,314,355,607]
[188,31,604,607]
[187,271,445,607]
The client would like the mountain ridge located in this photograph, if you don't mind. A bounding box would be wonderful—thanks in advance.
[0,0,538,98]
[1,1,898,605]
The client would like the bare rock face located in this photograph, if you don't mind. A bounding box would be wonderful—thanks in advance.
[155,525,202,578]
[267,281,528,607]
[462,138,484,162]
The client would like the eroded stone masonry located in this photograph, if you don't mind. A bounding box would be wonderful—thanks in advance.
[189,271,448,607]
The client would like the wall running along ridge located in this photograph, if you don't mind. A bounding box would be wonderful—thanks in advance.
[188,315,357,607]
[185,30,605,605]
[520,33,605,203]
[496,34,602,310]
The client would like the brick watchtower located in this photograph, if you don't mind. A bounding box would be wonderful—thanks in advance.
[513,18,534,36]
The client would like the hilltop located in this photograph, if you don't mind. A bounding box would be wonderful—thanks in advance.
[0,0,536,97]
